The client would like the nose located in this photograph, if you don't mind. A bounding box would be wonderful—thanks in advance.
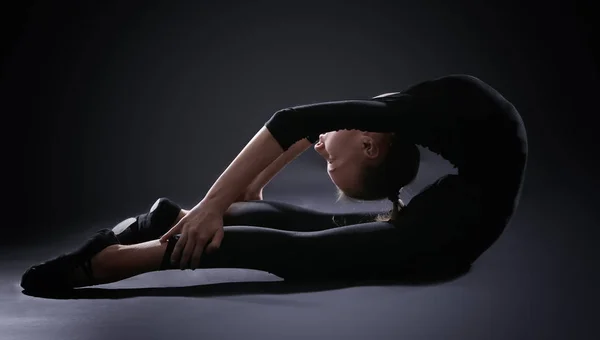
[314,137,325,154]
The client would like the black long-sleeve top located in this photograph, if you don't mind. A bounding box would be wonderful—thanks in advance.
[265,74,528,197]
[264,75,528,266]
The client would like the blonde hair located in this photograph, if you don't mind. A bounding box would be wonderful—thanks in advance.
[375,195,406,222]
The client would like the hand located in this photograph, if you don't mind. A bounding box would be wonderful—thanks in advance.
[159,202,224,270]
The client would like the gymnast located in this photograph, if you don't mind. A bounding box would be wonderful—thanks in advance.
[20,74,528,291]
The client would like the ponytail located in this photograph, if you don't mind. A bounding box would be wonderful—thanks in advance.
[371,189,405,222]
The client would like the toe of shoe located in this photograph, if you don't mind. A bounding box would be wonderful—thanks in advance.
[20,266,40,291]
[20,261,70,292]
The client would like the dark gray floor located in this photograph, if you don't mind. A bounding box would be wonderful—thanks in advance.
[3,158,598,340]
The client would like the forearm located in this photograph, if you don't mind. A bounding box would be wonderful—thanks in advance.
[198,126,286,213]
[246,138,312,192]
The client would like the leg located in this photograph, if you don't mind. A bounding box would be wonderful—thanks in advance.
[86,202,379,284]
[22,199,377,289]
[80,220,423,286]
[23,198,375,291]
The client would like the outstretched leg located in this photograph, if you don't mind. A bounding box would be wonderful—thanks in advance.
[68,220,410,287]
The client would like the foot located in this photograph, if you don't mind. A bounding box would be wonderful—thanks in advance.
[20,229,120,292]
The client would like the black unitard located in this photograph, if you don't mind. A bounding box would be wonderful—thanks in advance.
[164,74,528,280]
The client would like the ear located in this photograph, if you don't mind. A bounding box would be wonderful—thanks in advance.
[361,136,380,159]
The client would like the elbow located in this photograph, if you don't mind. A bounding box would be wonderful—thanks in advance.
[271,106,297,122]
[266,107,301,151]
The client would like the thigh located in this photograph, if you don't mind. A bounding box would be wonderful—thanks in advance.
[223,200,378,232]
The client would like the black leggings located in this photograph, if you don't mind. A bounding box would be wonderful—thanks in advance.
[161,174,507,281]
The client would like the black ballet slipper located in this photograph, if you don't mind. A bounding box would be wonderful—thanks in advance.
[112,197,182,245]
[20,228,119,292]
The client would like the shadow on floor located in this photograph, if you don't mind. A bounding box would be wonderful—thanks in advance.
[21,264,471,300]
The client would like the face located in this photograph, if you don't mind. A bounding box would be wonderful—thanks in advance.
[314,130,390,195]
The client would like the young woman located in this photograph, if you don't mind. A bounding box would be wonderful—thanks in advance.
[21,74,528,292]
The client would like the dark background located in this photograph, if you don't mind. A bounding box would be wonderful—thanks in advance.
[4,0,597,233]
[1,0,598,339]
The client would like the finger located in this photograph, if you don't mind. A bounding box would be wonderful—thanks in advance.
[189,240,204,270]
[170,230,187,267]
[179,230,198,270]
[189,232,209,270]
[205,228,224,255]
